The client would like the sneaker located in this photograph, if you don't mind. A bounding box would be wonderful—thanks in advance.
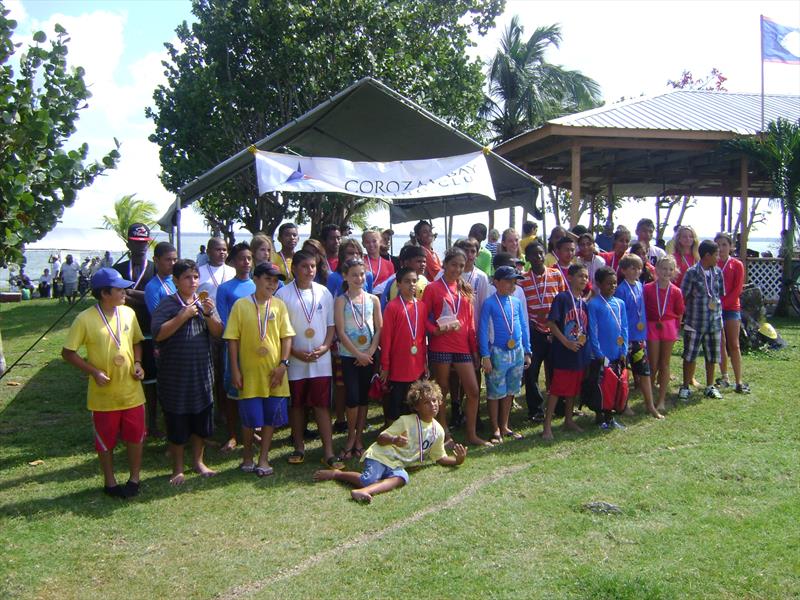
[608,418,626,430]
[704,385,723,399]
[715,377,731,389]
[123,480,140,498]
[103,484,127,499]
[678,385,691,401]
[303,427,319,440]
[332,421,348,434]
[735,383,751,394]
[599,422,611,431]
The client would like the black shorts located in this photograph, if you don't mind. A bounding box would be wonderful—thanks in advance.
[388,380,414,422]
[627,341,651,377]
[163,404,214,445]
[340,356,372,408]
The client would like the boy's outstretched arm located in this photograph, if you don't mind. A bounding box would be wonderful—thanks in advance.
[437,443,467,466]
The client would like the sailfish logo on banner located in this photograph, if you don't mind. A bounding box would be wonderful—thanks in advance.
[286,163,311,183]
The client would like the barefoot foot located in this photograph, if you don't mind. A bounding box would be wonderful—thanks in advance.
[351,489,373,503]
[313,469,337,482]
[467,436,494,447]
[623,406,635,417]
[655,403,666,412]
[563,421,583,433]
[541,430,554,441]
[219,438,238,453]
[169,473,185,486]
[193,463,217,477]
[648,408,665,420]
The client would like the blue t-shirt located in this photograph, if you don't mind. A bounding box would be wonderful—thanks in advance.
[614,279,646,343]
[588,295,628,361]
[327,271,373,298]
[478,293,530,357]
[216,277,256,326]
[547,291,591,370]
[144,274,177,315]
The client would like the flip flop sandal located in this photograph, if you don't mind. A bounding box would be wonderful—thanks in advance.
[323,456,345,470]
[504,430,524,440]
[340,447,355,460]
[287,450,305,465]
[353,447,365,459]
[255,465,274,477]
[239,462,256,473]
[489,434,504,445]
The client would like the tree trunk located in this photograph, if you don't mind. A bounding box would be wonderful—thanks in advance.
[550,186,561,228]
[775,214,796,316]
[509,206,515,230]
[0,328,5,376]
[488,210,495,231]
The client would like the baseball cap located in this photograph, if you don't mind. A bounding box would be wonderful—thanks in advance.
[493,265,524,281]
[91,268,135,290]
[253,262,286,280]
[127,223,152,242]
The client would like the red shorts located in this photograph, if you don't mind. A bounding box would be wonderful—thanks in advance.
[92,404,146,452]
[549,368,585,397]
[289,377,332,409]
[647,319,679,342]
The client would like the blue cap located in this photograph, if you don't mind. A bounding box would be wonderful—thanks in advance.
[493,265,524,281]
[91,267,135,290]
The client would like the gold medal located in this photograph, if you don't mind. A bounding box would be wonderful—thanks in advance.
[617,335,625,346]
[257,346,269,357]
[656,321,663,330]
[410,345,418,355]
[577,333,586,345]
[708,300,717,310]
[507,339,516,349]
[637,322,645,331]
[305,327,315,338]
[198,291,209,302]
[113,354,125,366]
[357,334,368,345]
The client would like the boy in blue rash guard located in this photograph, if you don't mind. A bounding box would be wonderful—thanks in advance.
[588,266,629,430]
[614,254,663,420]
[479,266,531,443]
[144,242,178,315]
[215,242,255,453]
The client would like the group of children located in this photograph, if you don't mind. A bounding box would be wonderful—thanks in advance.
[63,218,749,502]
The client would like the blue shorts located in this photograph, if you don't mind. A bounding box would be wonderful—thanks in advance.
[722,310,741,322]
[485,345,524,400]
[359,457,409,486]
[238,397,288,429]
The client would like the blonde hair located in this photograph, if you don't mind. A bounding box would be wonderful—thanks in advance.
[250,234,274,262]
[501,228,521,257]
[656,255,677,271]
[406,379,443,410]
[670,225,700,260]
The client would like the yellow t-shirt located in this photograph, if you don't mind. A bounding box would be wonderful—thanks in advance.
[63,304,145,412]
[387,274,428,303]
[519,234,538,256]
[275,253,294,282]
[364,414,446,469]
[223,295,295,398]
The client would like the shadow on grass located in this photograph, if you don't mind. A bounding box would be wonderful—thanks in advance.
[0,298,91,341]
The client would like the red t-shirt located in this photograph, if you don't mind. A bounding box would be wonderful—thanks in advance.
[327,256,339,273]
[598,250,625,273]
[644,281,685,323]
[422,245,442,282]
[380,296,427,382]
[718,257,744,311]
[520,267,565,333]
[365,254,394,289]
[673,253,696,287]
[422,277,477,354]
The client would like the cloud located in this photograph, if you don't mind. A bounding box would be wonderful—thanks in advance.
[4,0,28,24]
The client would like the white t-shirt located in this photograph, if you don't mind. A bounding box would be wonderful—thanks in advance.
[197,263,236,302]
[642,244,666,267]
[275,281,335,380]
[60,263,80,284]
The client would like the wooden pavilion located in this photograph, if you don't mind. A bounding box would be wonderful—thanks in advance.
[496,90,800,275]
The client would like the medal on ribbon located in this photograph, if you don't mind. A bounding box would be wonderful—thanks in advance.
[293,281,317,338]
[402,296,419,355]
[494,293,516,349]
[252,295,271,357]
[96,305,125,366]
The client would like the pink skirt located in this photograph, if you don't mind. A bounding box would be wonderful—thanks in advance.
[647,319,679,342]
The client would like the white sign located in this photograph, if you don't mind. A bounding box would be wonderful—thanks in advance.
[253,150,495,201]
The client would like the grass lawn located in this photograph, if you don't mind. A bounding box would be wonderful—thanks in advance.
[1,298,798,599]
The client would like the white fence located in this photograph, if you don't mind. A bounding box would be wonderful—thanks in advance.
[747,258,798,304]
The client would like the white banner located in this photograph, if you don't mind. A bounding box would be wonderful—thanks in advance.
[253,150,495,201]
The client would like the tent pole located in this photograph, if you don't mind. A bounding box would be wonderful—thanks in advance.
[174,195,182,258]
[570,145,581,228]
[541,187,547,246]
[740,157,749,277]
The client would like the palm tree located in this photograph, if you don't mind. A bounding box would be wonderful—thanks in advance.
[481,17,602,144]
[727,118,800,316]
[102,194,159,244]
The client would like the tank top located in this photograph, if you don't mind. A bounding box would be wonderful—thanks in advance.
[339,292,375,357]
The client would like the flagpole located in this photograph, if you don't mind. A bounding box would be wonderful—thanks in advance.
[760,14,765,132]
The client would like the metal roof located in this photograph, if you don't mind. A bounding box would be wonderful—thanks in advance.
[547,90,800,135]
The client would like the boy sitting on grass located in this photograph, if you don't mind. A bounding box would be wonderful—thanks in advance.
[313,380,467,503]
[62,268,146,498]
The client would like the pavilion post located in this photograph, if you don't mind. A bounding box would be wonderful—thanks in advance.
[174,195,182,258]
[720,196,726,231]
[740,157,749,277]
[570,145,581,228]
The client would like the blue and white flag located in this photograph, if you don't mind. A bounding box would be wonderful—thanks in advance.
[761,16,800,64]
[253,150,496,201]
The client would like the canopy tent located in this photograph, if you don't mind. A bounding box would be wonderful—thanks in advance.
[157,77,540,234]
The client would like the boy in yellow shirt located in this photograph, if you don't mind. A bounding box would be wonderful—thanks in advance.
[225,263,294,477]
[313,380,467,503]
[62,268,146,498]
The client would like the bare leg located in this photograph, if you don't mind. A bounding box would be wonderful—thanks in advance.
[542,393,558,440]
[220,396,239,453]
[355,405,368,449]
[241,426,255,467]
[453,362,490,446]
[499,395,514,434]
[487,398,500,440]
[289,404,306,453]
[724,319,743,384]
[563,396,583,432]
[344,405,358,454]
[683,360,696,388]
[648,339,661,392]
[719,326,729,380]
[657,340,675,409]
[639,375,663,418]
[97,450,117,487]
[257,426,275,469]
[169,443,185,485]
[313,469,363,485]
[431,362,452,437]
[352,477,405,503]
[313,406,336,459]
[704,359,716,387]
[191,435,216,477]
[125,441,143,483]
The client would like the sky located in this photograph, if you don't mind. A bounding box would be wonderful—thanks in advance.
[6,0,800,241]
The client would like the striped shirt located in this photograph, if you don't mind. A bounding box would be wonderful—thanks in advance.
[520,267,566,333]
